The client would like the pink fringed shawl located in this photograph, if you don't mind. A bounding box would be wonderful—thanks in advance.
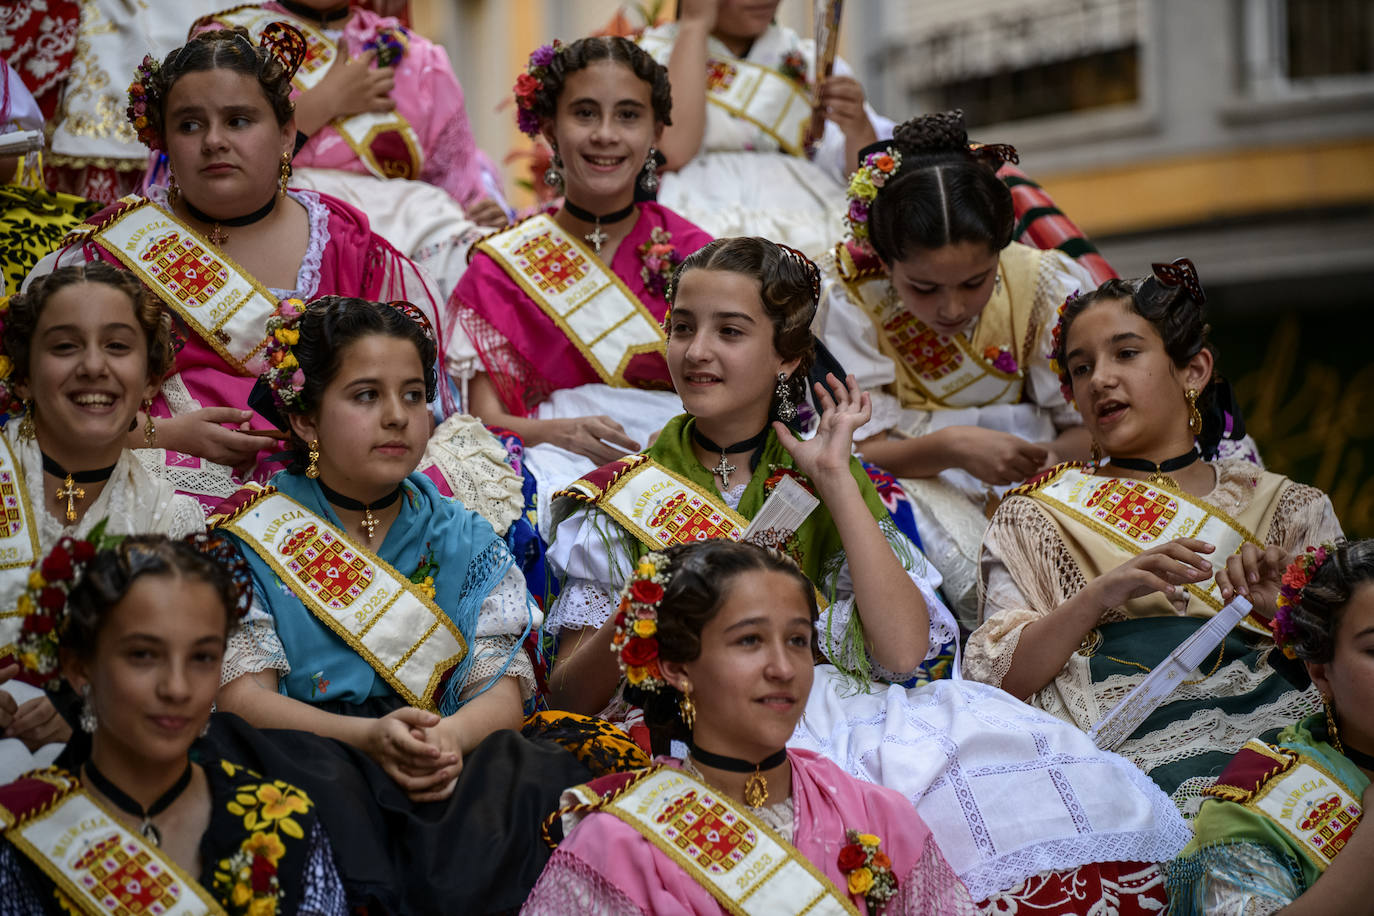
[523,749,978,915]
[454,202,712,417]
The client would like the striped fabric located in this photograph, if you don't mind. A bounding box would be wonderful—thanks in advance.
[998,162,1118,287]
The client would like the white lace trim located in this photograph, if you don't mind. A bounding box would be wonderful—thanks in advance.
[417,414,523,535]
[547,578,619,635]
[159,372,201,415]
[134,449,241,505]
[222,599,291,685]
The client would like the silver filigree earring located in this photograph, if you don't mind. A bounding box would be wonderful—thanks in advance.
[774,372,797,422]
[544,150,564,189]
[79,684,97,734]
[639,147,660,192]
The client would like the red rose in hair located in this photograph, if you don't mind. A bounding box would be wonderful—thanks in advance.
[38,587,66,611]
[629,580,664,605]
[837,843,866,872]
[251,854,276,892]
[41,547,73,581]
[621,636,658,667]
[21,611,53,634]
[513,73,541,102]
[72,541,95,563]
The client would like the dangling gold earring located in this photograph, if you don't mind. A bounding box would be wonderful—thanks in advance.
[1090,440,1103,463]
[16,399,35,443]
[678,684,696,731]
[1186,388,1202,436]
[279,152,292,198]
[167,169,180,209]
[1324,694,1344,753]
[142,399,157,447]
[306,440,320,478]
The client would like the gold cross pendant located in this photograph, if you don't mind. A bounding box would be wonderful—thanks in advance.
[56,474,85,523]
[361,508,378,540]
[584,224,607,254]
[207,223,227,246]
[712,452,735,491]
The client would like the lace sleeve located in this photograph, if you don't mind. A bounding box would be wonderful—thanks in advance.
[165,494,208,538]
[418,414,524,536]
[1166,840,1301,916]
[297,821,350,916]
[547,578,621,635]
[521,847,649,916]
[221,595,290,686]
[1265,482,1344,552]
[0,842,49,914]
[893,837,981,916]
[545,503,637,634]
[456,564,538,701]
[965,497,1083,688]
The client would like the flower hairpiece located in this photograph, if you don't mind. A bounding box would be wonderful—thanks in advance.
[187,530,255,620]
[1047,290,1079,405]
[385,300,435,343]
[844,147,902,250]
[837,830,899,910]
[15,522,119,688]
[612,551,670,691]
[637,228,678,299]
[126,54,163,151]
[262,298,306,413]
[514,41,564,137]
[1271,543,1335,659]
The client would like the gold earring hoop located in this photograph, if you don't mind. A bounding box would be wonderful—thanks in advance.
[1323,694,1343,753]
[1186,388,1202,436]
[306,440,320,478]
[142,399,157,447]
[679,686,696,731]
[279,152,292,198]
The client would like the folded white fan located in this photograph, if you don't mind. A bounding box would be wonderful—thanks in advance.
[0,130,42,156]
[1090,595,1254,751]
[742,474,819,545]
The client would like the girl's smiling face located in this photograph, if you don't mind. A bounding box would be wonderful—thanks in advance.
[543,59,661,206]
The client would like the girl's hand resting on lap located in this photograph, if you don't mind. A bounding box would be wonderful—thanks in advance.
[365,707,461,801]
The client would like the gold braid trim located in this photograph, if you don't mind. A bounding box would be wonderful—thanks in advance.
[0,767,80,830]
[1201,743,1299,804]
[540,765,663,850]
[1006,461,1086,498]
[206,483,278,527]
[553,454,650,505]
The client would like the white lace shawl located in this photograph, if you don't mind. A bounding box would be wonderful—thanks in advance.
[546,482,958,685]
[222,561,539,703]
[416,413,524,537]
[814,243,1096,443]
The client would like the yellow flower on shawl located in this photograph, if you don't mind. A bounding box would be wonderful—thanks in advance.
[243,831,286,865]
[847,867,874,895]
[231,883,252,906]
[248,898,276,916]
[856,833,881,848]
[256,783,309,820]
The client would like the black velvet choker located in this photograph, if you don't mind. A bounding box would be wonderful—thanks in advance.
[84,759,193,847]
[183,194,277,246]
[317,479,403,541]
[691,425,770,490]
[561,199,636,254]
[1344,742,1374,772]
[688,740,788,808]
[41,450,117,523]
[278,0,350,26]
[1107,448,1201,488]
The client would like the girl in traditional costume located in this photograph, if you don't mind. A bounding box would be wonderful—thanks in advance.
[453,37,713,534]
[526,539,980,915]
[642,0,892,254]
[27,25,453,509]
[814,111,1099,622]
[966,260,1344,814]
[0,532,348,914]
[211,295,589,912]
[1168,538,1374,913]
[189,1,509,299]
[0,264,205,777]
[547,237,1189,910]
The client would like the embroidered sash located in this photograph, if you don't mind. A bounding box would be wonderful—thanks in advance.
[0,434,43,664]
[209,5,423,180]
[476,215,667,387]
[93,200,276,375]
[569,766,861,916]
[639,34,811,157]
[558,456,747,552]
[1026,466,1264,614]
[1213,741,1364,871]
[837,240,1046,412]
[214,485,467,711]
[0,770,225,915]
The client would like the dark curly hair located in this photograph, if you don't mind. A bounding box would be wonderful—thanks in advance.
[526,36,673,127]
[1283,539,1374,665]
[62,535,251,661]
[867,110,1015,264]
[1054,272,1231,457]
[623,540,817,756]
[667,237,819,413]
[145,27,296,148]
[6,263,176,393]
[279,296,438,472]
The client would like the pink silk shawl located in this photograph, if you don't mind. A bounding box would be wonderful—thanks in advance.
[200,4,494,209]
[524,749,978,915]
[454,202,712,417]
